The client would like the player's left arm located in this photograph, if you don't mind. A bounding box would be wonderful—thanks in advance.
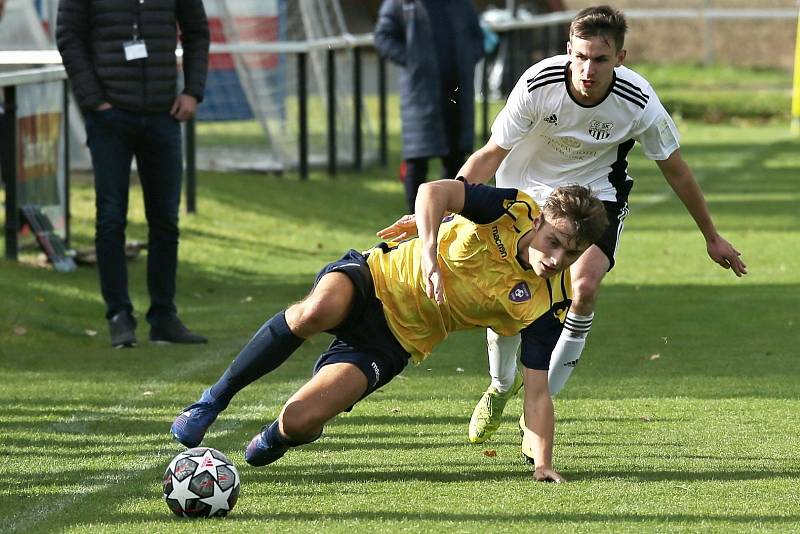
[520,312,568,482]
[656,150,747,277]
[522,368,565,483]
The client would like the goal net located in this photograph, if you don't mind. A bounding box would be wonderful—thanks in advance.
[198,0,378,173]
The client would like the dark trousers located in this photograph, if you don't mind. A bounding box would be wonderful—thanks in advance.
[402,97,469,212]
[83,108,182,323]
[403,151,467,212]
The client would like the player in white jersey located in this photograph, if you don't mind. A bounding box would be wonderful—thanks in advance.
[462,5,747,445]
[378,5,748,449]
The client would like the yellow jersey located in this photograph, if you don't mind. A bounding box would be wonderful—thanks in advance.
[366,183,570,368]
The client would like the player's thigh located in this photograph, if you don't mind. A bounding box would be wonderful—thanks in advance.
[288,271,355,334]
[280,362,368,430]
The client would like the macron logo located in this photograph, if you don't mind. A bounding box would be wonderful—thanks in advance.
[491,226,507,258]
[371,361,380,383]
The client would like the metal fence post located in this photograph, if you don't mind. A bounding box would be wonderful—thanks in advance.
[378,55,388,167]
[298,51,309,180]
[482,57,489,142]
[352,46,362,170]
[2,86,18,260]
[63,79,71,247]
[327,48,337,177]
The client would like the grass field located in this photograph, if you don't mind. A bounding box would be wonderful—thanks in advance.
[1,117,799,533]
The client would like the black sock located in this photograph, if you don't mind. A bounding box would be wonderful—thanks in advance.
[209,311,304,408]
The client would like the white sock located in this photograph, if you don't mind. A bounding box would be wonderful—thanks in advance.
[548,311,593,396]
[487,329,520,392]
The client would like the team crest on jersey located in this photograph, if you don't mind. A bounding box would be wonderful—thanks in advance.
[509,282,531,303]
[588,120,614,140]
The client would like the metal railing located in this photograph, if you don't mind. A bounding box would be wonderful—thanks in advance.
[1,66,70,260]
[0,8,797,257]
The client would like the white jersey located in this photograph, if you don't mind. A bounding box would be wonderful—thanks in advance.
[491,55,680,204]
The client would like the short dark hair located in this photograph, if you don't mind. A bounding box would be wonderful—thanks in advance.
[570,5,628,51]
[543,185,608,248]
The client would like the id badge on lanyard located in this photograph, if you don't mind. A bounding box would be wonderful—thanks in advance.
[123,0,147,61]
[123,39,148,61]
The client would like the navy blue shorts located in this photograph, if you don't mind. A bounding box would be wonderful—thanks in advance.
[311,250,411,407]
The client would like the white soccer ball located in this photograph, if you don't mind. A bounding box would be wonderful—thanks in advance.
[162,447,241,518]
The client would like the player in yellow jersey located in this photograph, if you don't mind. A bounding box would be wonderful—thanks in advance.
[171,179,607,482]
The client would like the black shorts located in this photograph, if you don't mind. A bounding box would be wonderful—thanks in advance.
[593,199,629,271]
[311,250,411,408]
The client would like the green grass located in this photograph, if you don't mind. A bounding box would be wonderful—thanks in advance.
[2,115,800,531]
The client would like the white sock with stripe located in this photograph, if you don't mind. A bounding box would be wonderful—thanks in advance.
[548,311,593,396]
[487,329,521,393]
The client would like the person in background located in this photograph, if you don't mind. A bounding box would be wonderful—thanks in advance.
[56,0,210,348]
[374,0,485,213]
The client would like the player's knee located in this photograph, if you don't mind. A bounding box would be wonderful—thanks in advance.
[571,278,600,309]
[289,299,337,335]
[280,401,325,444]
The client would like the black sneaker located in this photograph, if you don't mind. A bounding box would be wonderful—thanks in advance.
[150,315,207,344]
[109,311,137,348]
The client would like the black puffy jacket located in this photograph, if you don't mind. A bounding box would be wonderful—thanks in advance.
[56,0,209,112]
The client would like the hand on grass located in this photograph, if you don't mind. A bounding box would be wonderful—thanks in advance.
[706,234,747,277]
[376,214,418,241]
[533,466,565,483]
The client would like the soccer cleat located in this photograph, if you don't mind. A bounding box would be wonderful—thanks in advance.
[519,413,536,465]
[170,388,221,448]
[468,371,524,444]
[245,425,289,467]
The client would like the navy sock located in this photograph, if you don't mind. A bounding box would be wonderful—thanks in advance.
[264,419,321,448]
[209,311,304,408]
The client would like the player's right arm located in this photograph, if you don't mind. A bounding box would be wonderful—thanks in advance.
[414,180,466,304]
[456,141,510,185]
[459,63,540,184]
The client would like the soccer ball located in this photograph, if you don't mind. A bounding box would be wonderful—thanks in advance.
[162,447,241,518]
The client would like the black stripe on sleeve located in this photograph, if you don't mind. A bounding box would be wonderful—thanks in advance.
[615,77,649,101]
[611,89,647,109]
[528,77,563,93]
[459,183,519,225]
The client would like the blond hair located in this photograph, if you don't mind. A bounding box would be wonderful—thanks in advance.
[543,185,609,248]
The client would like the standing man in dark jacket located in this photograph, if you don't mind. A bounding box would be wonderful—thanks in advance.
[56,0,210,348]
[374,0,484,212]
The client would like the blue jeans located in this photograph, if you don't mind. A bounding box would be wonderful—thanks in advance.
[84,108,182,323]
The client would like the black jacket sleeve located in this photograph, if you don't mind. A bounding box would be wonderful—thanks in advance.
[373,0,407,67]
[56,0,106,110]
[176,0,210,101]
